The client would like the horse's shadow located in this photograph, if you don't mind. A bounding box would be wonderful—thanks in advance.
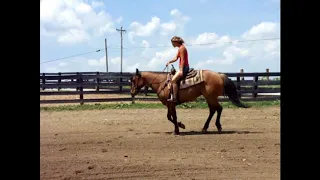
[161,130,262,136]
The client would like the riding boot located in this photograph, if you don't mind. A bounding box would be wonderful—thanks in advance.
[167,82,177,102]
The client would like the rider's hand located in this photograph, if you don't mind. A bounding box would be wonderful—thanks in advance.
[166,61,170,66]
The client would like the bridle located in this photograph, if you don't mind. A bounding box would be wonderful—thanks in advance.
[132,66,170,94]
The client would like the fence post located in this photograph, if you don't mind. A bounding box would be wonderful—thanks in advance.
[79,73,84,105]
[96,71,100,91]
[252,75,259,98]
[58,72,61,91]
[236,76,241,99]
[42,73,46,90]
[240,69,244,81]
[119,73,123,93]
[76,72,80,91]
[266,68,270,81]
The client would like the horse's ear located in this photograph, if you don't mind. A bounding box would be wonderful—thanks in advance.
[136,68,140,76]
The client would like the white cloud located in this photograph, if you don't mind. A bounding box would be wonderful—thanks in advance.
[59,62,68,67]
[91,0,104,8]
[223,46,249,61]
[116,16,123,24]
[57,29,90,44]
[87,56,122,67]
[170,9,190,22]
[242,22,279,39]
[190,32,232,49]
[128,9,190,43]
[239,22,280,62]
[146,48,177,70]
[168,9,190,35]
[170,9,181,17]
[110,57,121,65]
[193,21,279,68]
[40,2,279,74]
[128,17,161,43]
[141,40,150,48]
[88,58,104,66]
[160,21,177,36]
[195,45,249,68]
[140,40,150,56]
[86,55,139,72]
[40,0,116,44]
[45,67,58,72]
[75,3,92,14]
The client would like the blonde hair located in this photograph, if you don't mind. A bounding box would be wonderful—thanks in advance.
[171,36,185,44]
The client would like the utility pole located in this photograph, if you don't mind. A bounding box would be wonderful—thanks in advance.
[105,38,108,72]
[116,26,126,74]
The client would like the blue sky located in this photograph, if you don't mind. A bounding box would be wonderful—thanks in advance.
[40,0,280,73]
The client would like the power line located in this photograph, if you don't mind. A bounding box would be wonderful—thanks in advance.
[40,37,279,64]
[40,48,120,64]
[40,49,103,64]
[124,37,280,49]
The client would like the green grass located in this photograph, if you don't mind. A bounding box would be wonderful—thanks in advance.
[40,100,280,112]
[244,85,280,88]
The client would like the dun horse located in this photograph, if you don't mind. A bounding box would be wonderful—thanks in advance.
[130,67,249,135]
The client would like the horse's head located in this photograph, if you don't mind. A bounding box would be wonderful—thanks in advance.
[130,68,145,97]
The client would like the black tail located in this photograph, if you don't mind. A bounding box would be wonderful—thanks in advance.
[223,77,249,108]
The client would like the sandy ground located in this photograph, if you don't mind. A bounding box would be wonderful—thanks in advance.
[40,107,280,180]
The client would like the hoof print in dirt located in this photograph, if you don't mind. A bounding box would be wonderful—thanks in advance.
[74,170,83,174]
[88,165,95,170]
[101,149,108,153]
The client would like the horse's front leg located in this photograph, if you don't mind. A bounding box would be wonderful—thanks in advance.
[168,104,180,135]
[167,106,185,129]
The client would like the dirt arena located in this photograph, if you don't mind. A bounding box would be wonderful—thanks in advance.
[40,106,280,180]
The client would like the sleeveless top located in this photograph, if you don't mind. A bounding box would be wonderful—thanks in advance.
[177,46,189,67]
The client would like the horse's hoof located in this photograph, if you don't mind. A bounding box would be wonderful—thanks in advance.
[217,127,222,133]
[201,129,208,134]
[174,131,181,135]
[178,122,185,129]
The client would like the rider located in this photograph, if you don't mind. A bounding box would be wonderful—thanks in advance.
[166,36,190,102]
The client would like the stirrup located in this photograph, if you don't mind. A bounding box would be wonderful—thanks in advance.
[167,98,177,102]
[167,93,176,102]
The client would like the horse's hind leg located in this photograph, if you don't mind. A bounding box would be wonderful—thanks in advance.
[202,104,216,133]
[214,103,223,133]
[202,94,223,133]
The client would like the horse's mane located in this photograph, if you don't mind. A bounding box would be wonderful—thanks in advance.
[141,71,167,74]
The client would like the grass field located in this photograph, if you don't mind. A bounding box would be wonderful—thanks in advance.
[40,100,280,111]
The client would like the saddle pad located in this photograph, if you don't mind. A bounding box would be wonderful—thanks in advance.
[180,70,204,89]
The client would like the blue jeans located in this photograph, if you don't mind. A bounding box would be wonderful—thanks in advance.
[182,65,189,78]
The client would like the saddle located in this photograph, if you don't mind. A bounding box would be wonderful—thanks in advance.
[180,68,197,83]
[170,67,197,79]
[166,66,203,90]
[165,66,204,105]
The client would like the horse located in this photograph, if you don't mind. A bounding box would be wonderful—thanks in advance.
[130,67,249,135]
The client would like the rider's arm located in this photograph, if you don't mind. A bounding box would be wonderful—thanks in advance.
[168,51,179,64]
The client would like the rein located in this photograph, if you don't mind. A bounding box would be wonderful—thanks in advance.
[144,66,170,95]
[147,66,168,86]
